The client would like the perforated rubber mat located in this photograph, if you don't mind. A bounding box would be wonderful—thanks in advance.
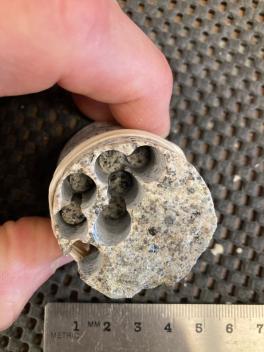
[0,0,264,351]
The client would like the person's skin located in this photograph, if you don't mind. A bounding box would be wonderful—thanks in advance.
[0,0,173,331]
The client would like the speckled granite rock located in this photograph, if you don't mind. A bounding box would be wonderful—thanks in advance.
[49,123,217,299]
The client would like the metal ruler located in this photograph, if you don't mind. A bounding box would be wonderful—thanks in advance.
[44,303,264,352]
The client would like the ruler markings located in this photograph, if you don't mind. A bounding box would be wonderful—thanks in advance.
[44,303,264,352]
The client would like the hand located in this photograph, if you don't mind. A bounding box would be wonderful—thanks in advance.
[0,0,172,331]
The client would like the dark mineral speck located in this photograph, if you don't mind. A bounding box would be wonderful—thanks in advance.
[148,227,158,236]
[190,210,201,223]
[187,187,196,194]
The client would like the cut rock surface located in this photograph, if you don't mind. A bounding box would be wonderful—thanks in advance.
[49,124,217,299]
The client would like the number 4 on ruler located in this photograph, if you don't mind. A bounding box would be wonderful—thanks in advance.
[164,323,172,333]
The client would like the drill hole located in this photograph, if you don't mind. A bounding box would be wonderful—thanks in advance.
[71,242,102,276]
[60,194,86,225]
[62,173,96,207]
[108,170,140,206]
[68,173,95,194]
[95,150,128,181]
[127,145,164,181]
[55,212,88,240]
[94,196,131,246]
[55,195,88,240]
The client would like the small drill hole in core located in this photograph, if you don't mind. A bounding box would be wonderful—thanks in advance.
[108,170,140,205]
[68,173,95,193]
[70,241,102,276]
[56,195,88,240]
[127,145,152,169]
[96,150,128,180]
[60,194,85,226]
[127,145,164,181]
[61,173,96,207]
[94,196,131,246]
[67,173,96,207]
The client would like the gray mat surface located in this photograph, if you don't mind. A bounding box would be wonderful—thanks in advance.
[0,0,264,351]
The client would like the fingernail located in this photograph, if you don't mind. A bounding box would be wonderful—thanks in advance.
[50,255,73,273]
[0,301,15,331]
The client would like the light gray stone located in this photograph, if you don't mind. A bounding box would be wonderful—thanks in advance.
[49,123,217,299]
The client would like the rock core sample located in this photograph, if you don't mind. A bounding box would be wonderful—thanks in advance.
[49,123,217,299]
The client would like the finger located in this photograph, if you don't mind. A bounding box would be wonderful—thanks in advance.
[0,217,72,331]
[0,0,172,136]
[60,0,173,136]
[73,94,114,122]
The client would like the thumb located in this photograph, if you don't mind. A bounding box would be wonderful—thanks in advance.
[0,0,172,136]
[0,217,72,331]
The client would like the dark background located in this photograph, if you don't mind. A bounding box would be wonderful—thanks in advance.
[0,0,263,351]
